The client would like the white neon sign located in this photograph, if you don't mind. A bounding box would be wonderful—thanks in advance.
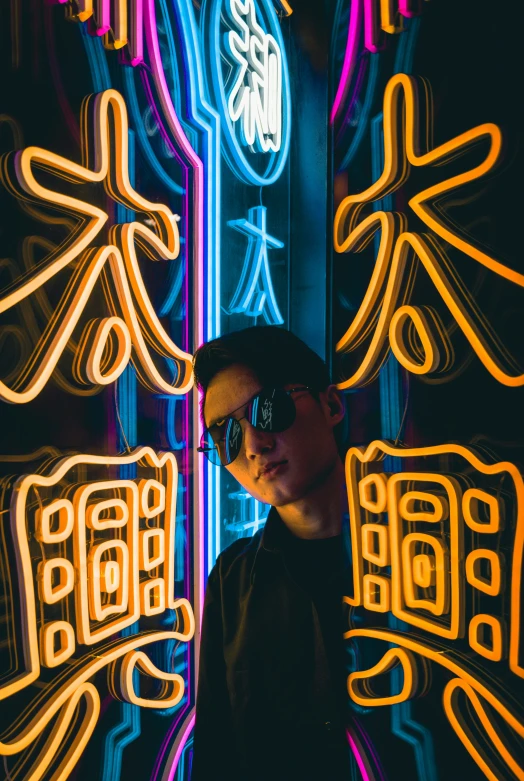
[226,0,283,153]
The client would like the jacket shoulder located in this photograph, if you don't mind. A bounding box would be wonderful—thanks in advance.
[214,528,263,581]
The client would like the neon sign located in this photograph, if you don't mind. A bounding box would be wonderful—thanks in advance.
[333,73,524,389]
[0,447,194,780]
[344,439,524,779]
[226,0,283,153]
[0,88,193,403]
[203,0,291,185]
[331,0,428,123]
[0,3,293,777]
[227,205,284,324]
[56,0,145,65]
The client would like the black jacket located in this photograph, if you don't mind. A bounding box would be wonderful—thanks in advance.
[191,507,352,781]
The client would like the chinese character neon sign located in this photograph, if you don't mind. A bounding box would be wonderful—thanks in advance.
[0,447,194,780]
[0,89,193,403]
[334,73,524,388]
[227,205,284,324]
[344,439,524,780]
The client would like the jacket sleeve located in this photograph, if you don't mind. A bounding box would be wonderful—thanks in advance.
[191,560,238,781]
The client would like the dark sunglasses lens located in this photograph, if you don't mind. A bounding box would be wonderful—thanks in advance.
[224,418,243,464]
[199,433,222,466]
[249,388,296,432]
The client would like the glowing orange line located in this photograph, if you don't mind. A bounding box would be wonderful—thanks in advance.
[275,0,293,15]
[344,439,524,679]
[334,73,522,387]
[346,629,524,780]
[0,89,193,402]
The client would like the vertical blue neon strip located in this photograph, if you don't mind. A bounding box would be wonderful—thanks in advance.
[169,0,223,571]
[117,128,138,464]
[81,23,112,91]
[101,687,141,781]
[123,67,186,195]
[340,52,380,171]
[251,396,259,425]
[105,120,141,780]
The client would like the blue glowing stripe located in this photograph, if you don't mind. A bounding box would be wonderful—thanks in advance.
[394,16,421,76]
[123,67,186,196]
[170,0,222,345]
[339,53,379,171]
[251,395,259,426]
[80,23,112,91]
[170,0,223,569]
[227,206,285,325]
[225,419,233,464]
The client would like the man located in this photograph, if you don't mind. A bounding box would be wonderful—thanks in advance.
[191,326,352,781]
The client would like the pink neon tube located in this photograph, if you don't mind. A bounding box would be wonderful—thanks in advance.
[143,0,205,619]
[347,729,372,781]
[331,0,362,124]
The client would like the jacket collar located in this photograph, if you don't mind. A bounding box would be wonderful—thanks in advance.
[248,507,285,585]
[260,506,292,552]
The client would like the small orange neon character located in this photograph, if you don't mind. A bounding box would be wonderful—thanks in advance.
[0,447,195,781]
[344,440,524,780]
[334,73,524,389]
[55,0,145,66]
[0,89,193,404]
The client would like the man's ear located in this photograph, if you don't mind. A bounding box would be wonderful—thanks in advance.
[324,384,345,427]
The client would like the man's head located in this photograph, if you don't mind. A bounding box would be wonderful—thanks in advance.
[193,326,345,509]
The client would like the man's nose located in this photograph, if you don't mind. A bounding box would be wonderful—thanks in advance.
[243,421,274,458]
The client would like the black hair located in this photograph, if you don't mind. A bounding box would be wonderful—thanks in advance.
[193,326,331,397]
[193,326,346,452]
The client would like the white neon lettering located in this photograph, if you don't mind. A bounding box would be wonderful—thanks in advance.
[227,0,283,153]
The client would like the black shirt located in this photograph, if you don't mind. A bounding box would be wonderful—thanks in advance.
[191,509,352,781]
[282,531,347,706]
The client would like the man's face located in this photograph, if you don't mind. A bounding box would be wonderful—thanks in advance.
[203,364,344,507]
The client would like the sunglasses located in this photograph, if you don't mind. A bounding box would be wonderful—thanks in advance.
[198,386,310,466]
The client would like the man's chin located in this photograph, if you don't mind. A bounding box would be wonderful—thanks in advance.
[259,481,306,509]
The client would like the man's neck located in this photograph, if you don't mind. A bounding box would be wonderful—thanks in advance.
[277,458,347,540]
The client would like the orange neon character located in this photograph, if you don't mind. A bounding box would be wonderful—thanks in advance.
[0,88,193,403]
[0,447,195,781]
[344,439,524,780]
[56,0,144,66]
[333,73,524,388]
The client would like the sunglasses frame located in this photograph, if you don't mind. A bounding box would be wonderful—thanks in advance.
[197,385,311,466]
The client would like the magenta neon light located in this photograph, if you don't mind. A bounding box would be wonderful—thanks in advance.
[347,728,372,781]
[143,2,205,774]
[399,0,420,18]
[331,0,425,124]
[330,0,362,124]
[143,0,206,659]
[167,713,196,781]
[364,0,382,53]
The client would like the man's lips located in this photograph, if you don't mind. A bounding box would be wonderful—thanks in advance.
[257,460,287,479]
